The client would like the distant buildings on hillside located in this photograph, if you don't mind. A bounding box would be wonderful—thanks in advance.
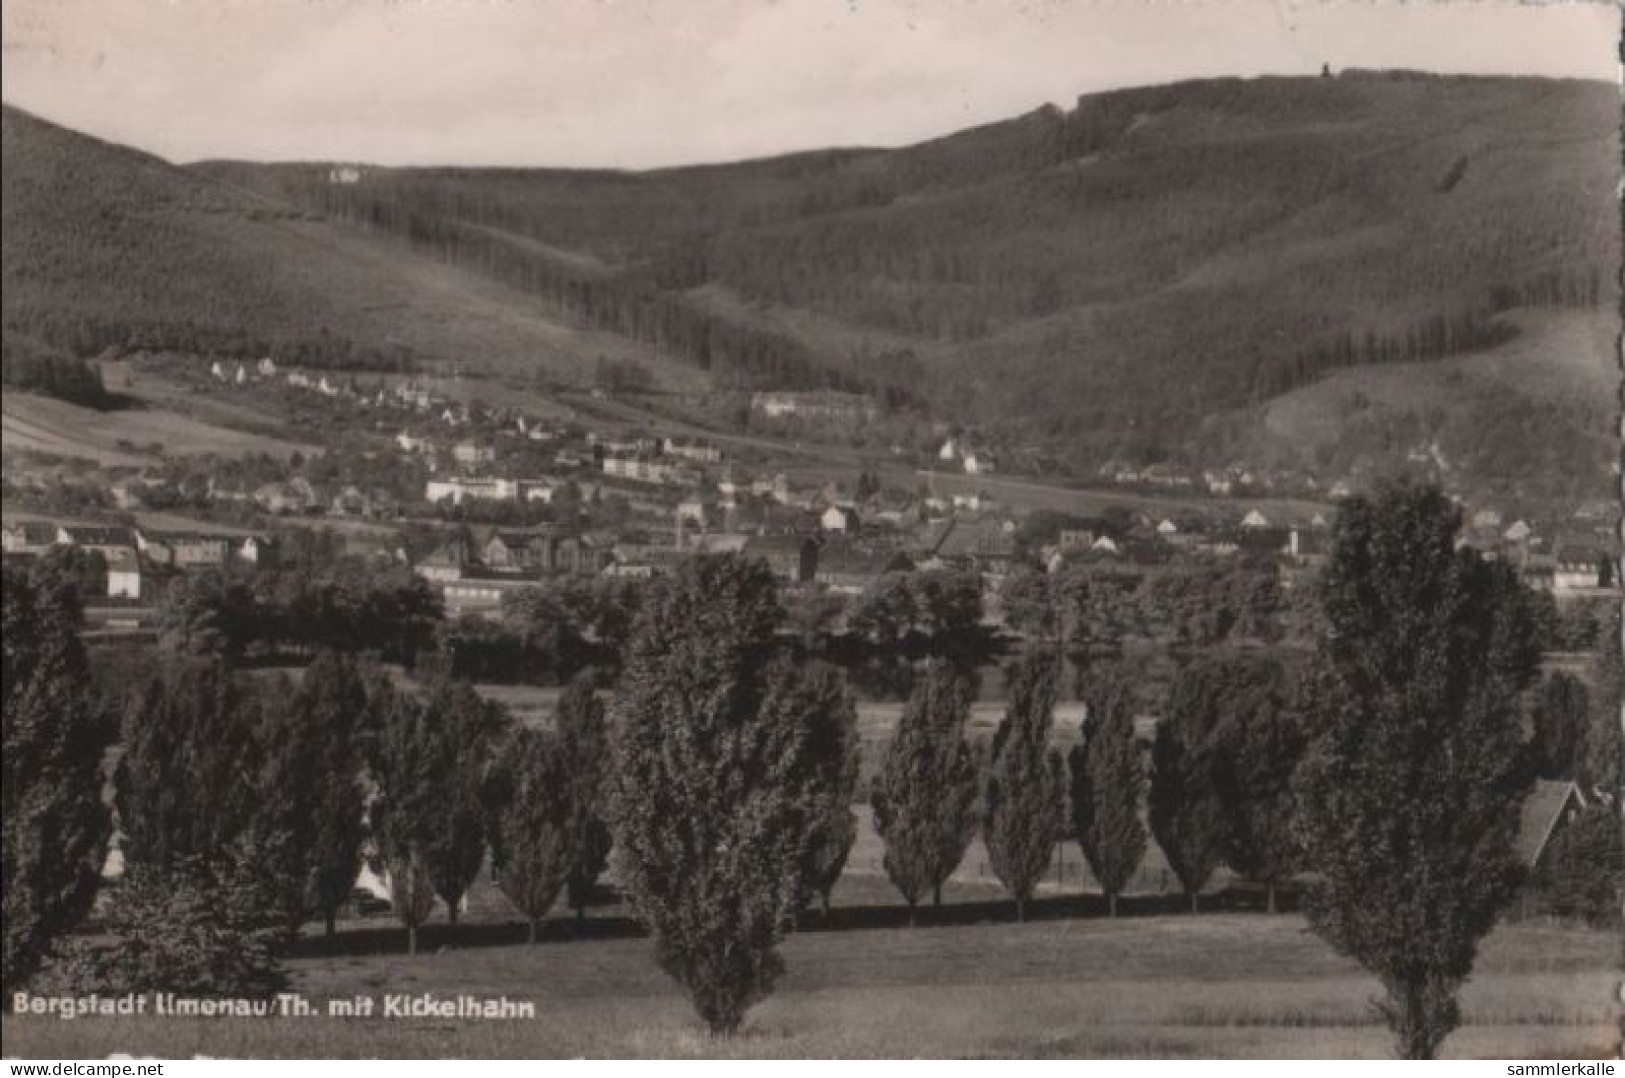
[750,391,878,424]
[2,520,272,603]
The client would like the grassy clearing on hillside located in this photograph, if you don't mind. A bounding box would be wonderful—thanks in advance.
[2,392,319,462]
[1249,308,1617,509]
[4,917,1610,1058]
[100,362,310,443]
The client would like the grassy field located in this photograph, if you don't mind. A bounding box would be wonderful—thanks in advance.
[2,391,320,462]
[4,913,1612,1059]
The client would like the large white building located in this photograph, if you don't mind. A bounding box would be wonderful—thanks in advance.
[425,477,518,504]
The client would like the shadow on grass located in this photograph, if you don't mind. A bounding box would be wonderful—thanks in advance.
[291,884,1302,960]
[801,885,1300,934]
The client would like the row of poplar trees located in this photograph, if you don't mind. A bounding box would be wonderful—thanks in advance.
[868,649,1306,925]
[3,482,1560,1058]
[602,482,1554,1059]
[1,564,619,994]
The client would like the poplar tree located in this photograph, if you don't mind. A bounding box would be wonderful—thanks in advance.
[372,679,504,947]
[1211,656,1305,914]
[423,681,502,931]
[116,658,270,874]
[1068,664,1146,917]
[260,650,371,938]
[871,661,981,920]
[983,652,1065,921]
[555,674,612,924]
[1150,660,1231,912]
[791,661,861,918]
[487,727,571,943]
[1298,483,1541,1059]
[370,686,442,956]
[609,554,839,1035]
[2,567,114,991]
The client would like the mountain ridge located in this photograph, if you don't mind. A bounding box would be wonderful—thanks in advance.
[3,72,1617,505]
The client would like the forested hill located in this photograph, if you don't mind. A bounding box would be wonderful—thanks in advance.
[6,73,1617,480]
[0,105,688,386]
[2,106,411,371]
[196,72,1617,465]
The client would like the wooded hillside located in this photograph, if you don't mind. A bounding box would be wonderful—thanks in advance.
[6,72,1616,482]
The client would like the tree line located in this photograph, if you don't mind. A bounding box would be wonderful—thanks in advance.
[4,483,1622,1058]
[3,313,419,373]
[0,334,113,408]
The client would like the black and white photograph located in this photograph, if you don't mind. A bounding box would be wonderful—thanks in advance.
[0,0,1619,1062]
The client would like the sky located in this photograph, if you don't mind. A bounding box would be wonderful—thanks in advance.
[1,0,1617,169]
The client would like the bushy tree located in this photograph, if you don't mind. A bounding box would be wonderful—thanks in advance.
[2,567,114,992]
[1298,483,1542,1059]
[850,570,983,652]
[26,546,107,613]
[59,851,289,998]
[849,573,917,651]
[870,661,981,920]
[1150,661,1231,912]
[1068,664,1146,917]
[1056,565,1145,657]
[998,567,1062,642]
[555,675,613,924]
[156,571,257,661]
[487,728,571,943]
[609,555,840,1035]
[1210,656,1305,913]
[983,652,1065,921]
[103,657,299,988]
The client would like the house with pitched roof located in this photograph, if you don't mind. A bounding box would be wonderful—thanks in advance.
[1515,780,1587,874]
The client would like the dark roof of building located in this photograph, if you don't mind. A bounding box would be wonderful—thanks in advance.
[7,521,58,543]
[818,545,911,577]
[143,530,232,545]
[60,524,136,546]
[935,516,1015,560]
[488,528,554,548]
[744,533,816,555]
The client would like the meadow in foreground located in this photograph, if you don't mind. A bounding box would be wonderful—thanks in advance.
[4,913,1611,1059]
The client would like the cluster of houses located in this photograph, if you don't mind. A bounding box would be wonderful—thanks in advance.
[411,509,1002,618]
[1097,459,1345,500]
[208,356,282,387]
[1458,508,1616,598]
[30,357,1620,634]
[407,483,1376,620]
[936,438,996,476]
[408,430,728,515]
[1,519,269,601]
